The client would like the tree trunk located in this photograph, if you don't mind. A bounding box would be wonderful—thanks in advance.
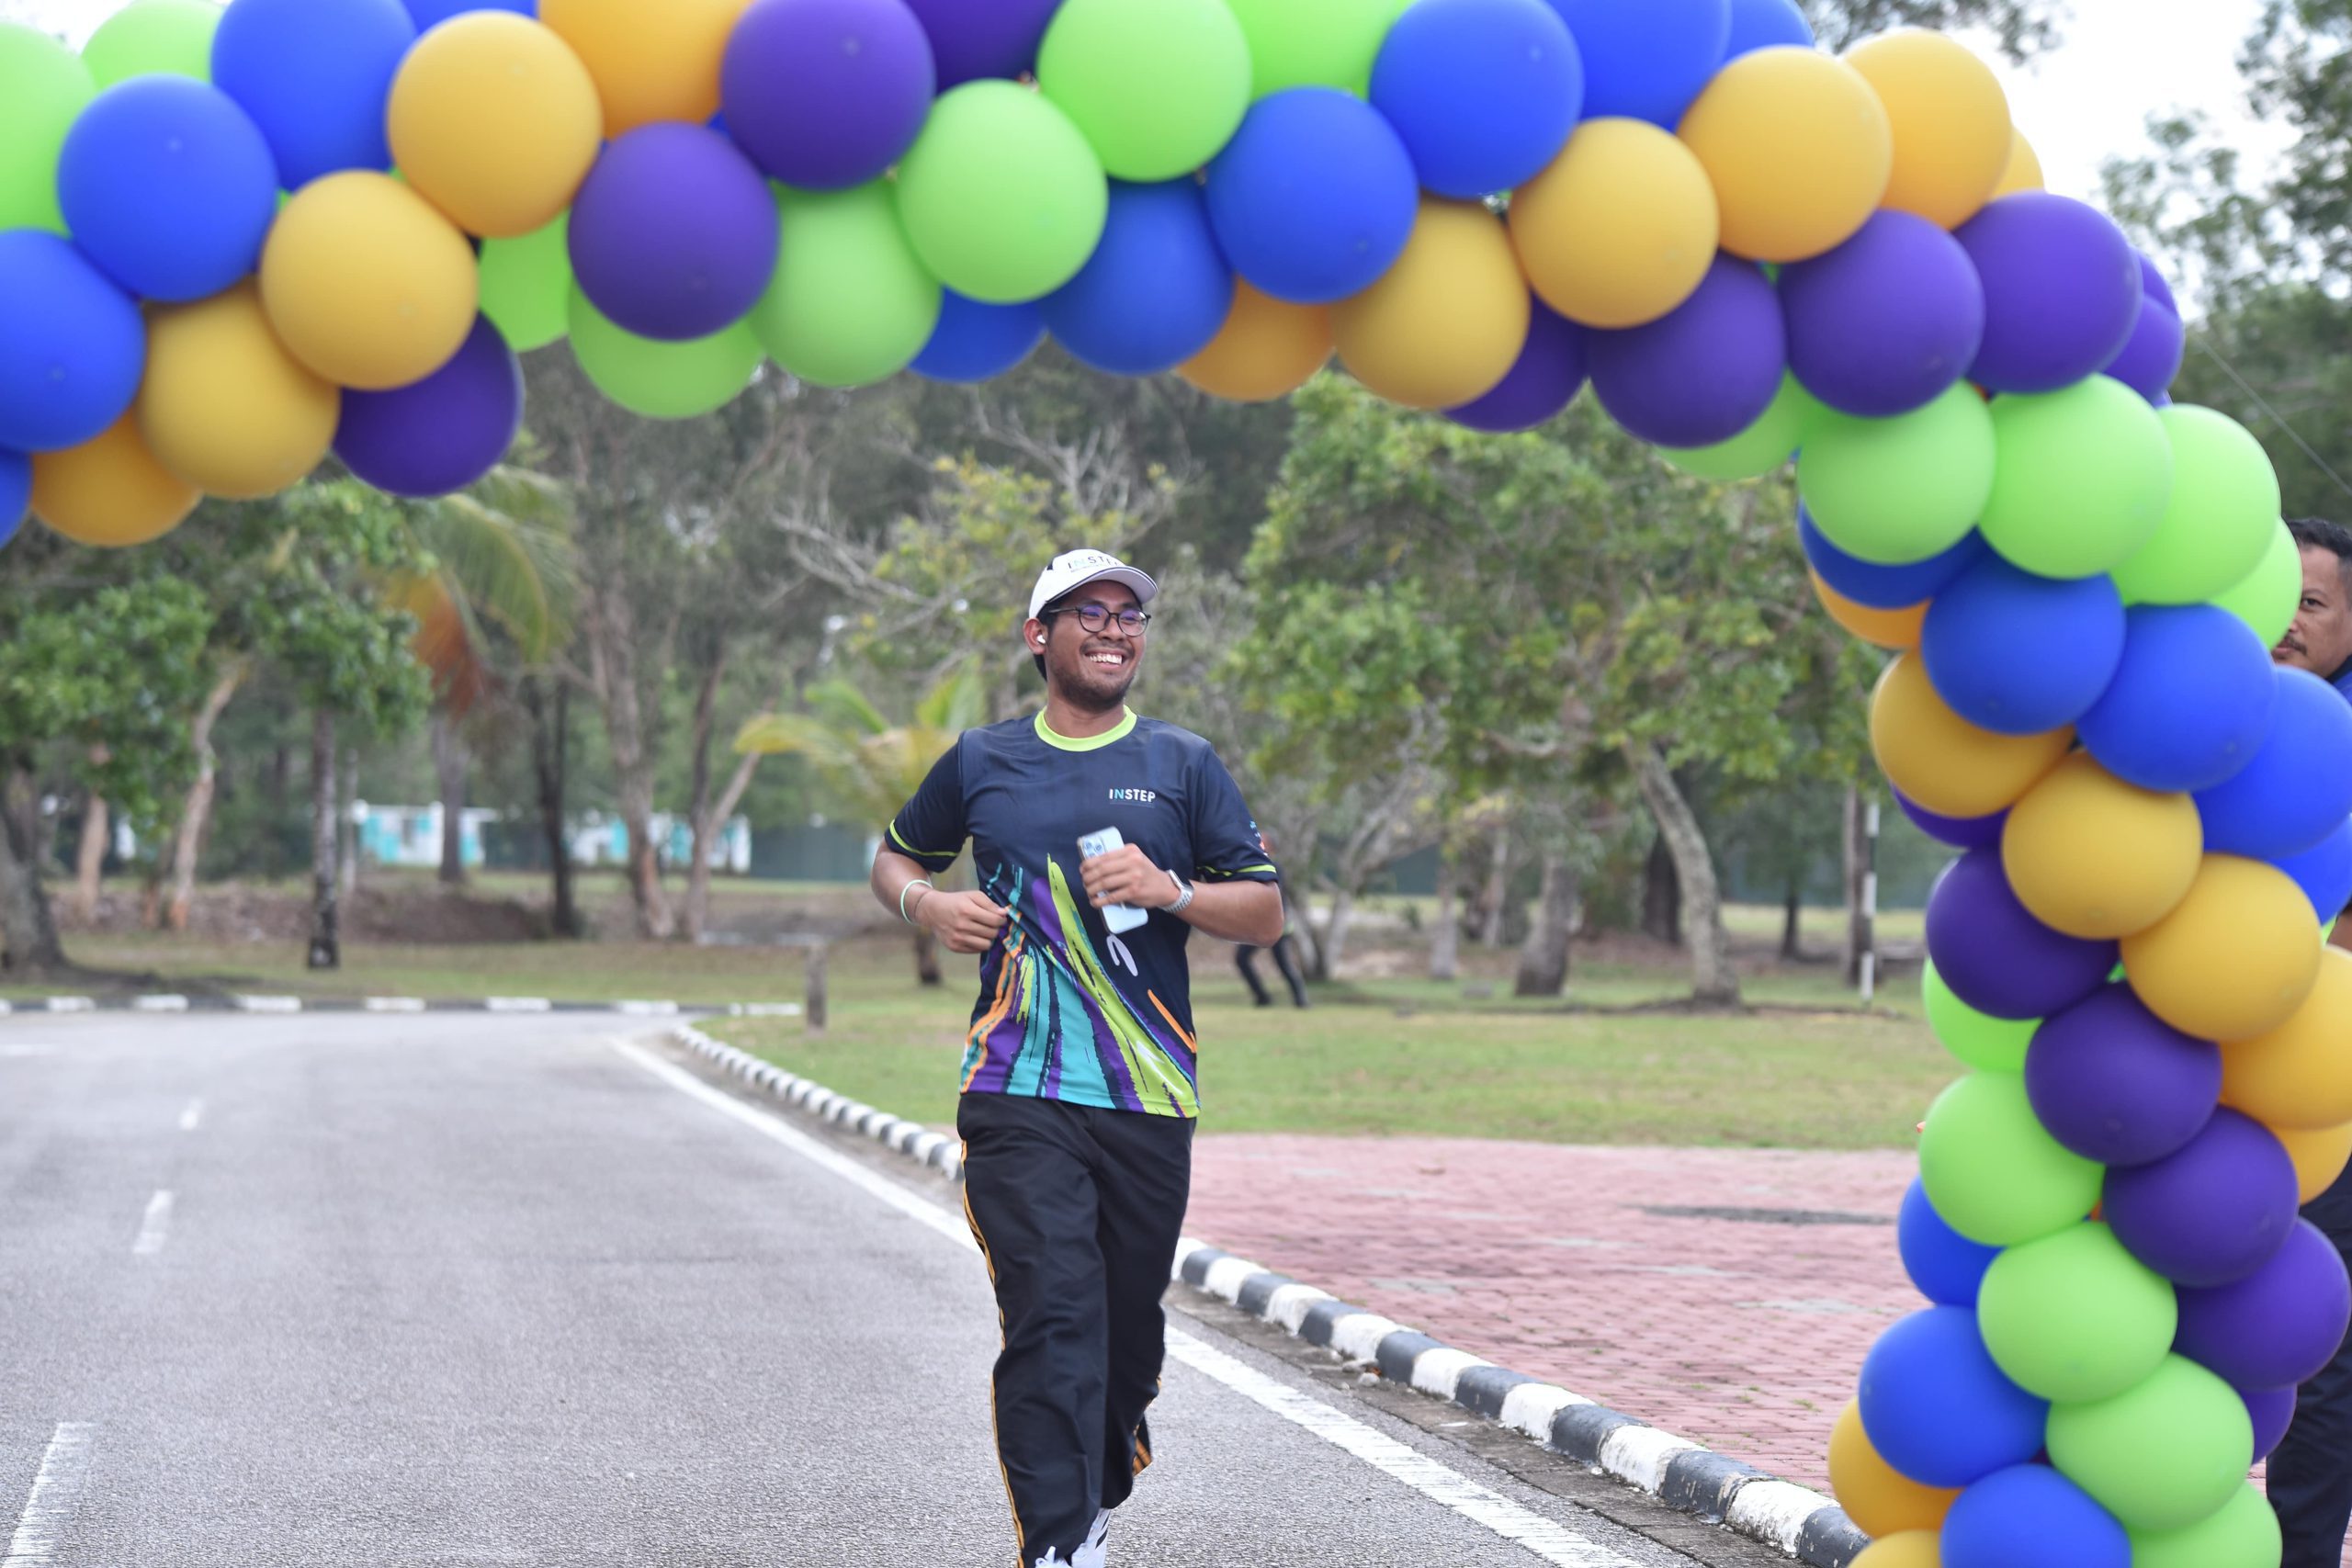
[912,928,943,987]
[1843,784,1872,988]
[679,652,728,944]
[338,745,358,898]
[1479,832,1510,949]
[1321,885,1357,981]
[526,678,583,940]
[1430,851,1460,983]
[307,710,339,971]
[167,666,243,933]
[73,791,107,922]
[1627,741,1740,1006]
[0,770,66,975]
[1642,833,1682,945]
[432,709,469,886]
[265,742,291,884]
[1513,851,1577,998]
[582,590,674,941]
[1781,881,1804,962]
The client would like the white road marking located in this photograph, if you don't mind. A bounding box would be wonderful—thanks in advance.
[178,1100,204,1133]
[132,1190,174,1257]
[609,1039,1641,1566]
[3,1422,96,1566]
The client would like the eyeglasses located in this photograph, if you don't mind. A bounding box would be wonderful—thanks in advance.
[1046,602,1152,637]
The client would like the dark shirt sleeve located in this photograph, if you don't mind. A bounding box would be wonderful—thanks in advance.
[1188,748,1281,885]
[885,740,967,875]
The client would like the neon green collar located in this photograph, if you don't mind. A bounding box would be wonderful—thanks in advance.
[1035,707,1136,752]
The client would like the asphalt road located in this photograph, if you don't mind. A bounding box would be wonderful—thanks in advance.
[0,1013,1750,1567]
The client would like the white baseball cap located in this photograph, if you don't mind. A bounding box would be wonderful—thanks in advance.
[1027,549,1159,622]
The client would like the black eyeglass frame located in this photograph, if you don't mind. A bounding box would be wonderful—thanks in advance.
[1041,601,1153,637]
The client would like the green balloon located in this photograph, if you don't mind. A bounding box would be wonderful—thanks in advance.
[83,0,221,89]
[2113,405,2282,605]
[1918,1070,2102,1247]
[1659,375,1816,481]
[1979,376,2175,580]
[752,181,942,390]
[894,81,1109,306]
[1038,0,1252,182]
[567,288,763,422]
[2047,1354,2252,1532]
[2212,516,2300,651]
[1795,383,1995,566]
[1922,961,2039,1072]
[0,22,96,233]
[2128,1482,2283,1568]
[1977,1222,2176,1402]
[481,215,572,354]
[1226,0,1414,96]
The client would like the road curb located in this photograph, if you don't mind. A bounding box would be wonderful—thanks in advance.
[0,995,802,1019]
[666,1021,1869,1568]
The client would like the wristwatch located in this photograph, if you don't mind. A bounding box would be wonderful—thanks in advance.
[1165,868,1194,915]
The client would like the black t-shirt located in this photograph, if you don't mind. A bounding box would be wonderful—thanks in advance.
[888,708,1279,1118]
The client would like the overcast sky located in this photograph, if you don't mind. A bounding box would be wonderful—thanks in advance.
[0,0,2289,214]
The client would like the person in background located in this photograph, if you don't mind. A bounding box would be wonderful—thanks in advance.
[1235,831,1309,1009]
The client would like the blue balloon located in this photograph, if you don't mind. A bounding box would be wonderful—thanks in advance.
[57,78,280,303]
[1920,558,2126,735]
[1723,0,1813,57]
[401,0,534,27]
[1942,1465,2130,1568]
[1204,87,1419,306]
[1781,209,1985,418]
[2274,818,2352,925]
[211,0,417,189]
[0,232,146,456]
[910,291,1045,383]
[1041,180,1233,378]
[1859,1304,2050,1489]
[2194,665,2352,860]
[2077,605,2277,793]
[1898,1178,2000,1307]
[1540,0,1730,126]
[0,449,27,550]
[1801,511,1987,610]
[1370,0,1582,200]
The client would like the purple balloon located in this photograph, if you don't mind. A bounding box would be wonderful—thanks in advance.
[2101,296,2185,405]
[1780,210,1984,418]
[2243,1382,2297,1462]
[1926,849,2120,1021]
[2177,1220,2352,1390]
[722,0,934,190]
[2105,1109,2302,1287]
[2137,251,2177,316]
[569,124,779,343]
[2024,985,2221,1167]
[334,315,521,498]
[1588,254,1786,447]
[1445,301,1588,432]
[899,0,1060,85]
[1955,194,2142,395]
[1895,789,2007,852]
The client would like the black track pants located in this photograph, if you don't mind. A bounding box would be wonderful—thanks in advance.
[2276,1160,2352,1565]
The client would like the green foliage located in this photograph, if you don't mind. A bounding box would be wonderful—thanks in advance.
[736,657,989,833]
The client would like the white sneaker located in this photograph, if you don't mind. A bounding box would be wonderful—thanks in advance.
[1031,1553,1067,1567]
[1073,1508,1111,1568]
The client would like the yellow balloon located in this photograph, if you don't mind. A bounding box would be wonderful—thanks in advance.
[2221,948,2352,1129]
[1851,1533,1941,1568]
[138,282,338,500]
[1676,46,1892,263]
[539,0,746,138]
[1180,281,1331,403]
[31,413,201,548]
[1508,118,1719,329]
[261,172,479,391]
[388,14,602,239]
[2000,753,2201,940]
[2122,857,2324,1043]
[2278,1121,2352,1204]
[1844,29,2013,230]
[1813,571,1924,649]
[1829,1400,1958,1539]
[1870,652,2072,819]
[1331,197,1529,412]
[1992,130,2045,197]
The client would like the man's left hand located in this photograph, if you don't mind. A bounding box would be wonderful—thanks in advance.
[1080,844,1177,911]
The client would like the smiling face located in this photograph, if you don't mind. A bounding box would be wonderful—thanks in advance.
[2276,546,2352,679]
[1026,581,1146,714]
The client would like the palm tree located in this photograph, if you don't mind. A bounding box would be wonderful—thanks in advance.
[735,658,988,986]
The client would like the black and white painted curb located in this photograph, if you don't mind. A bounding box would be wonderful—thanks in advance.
[664,1021,1870,1568]
[0,995,804,1019]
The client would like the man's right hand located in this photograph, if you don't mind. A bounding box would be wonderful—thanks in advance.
[918,889,1008,953]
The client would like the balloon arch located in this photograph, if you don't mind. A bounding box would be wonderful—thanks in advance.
[0,0,2342,1562]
